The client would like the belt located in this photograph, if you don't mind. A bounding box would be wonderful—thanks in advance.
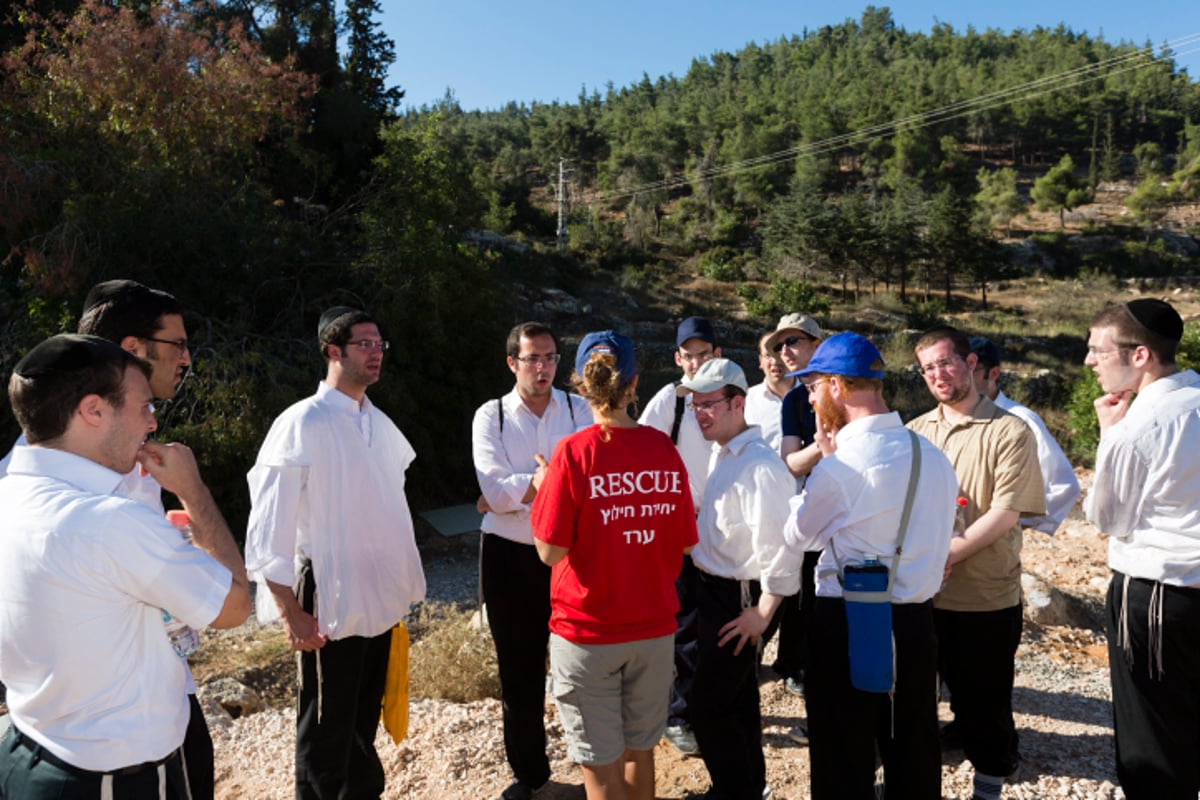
[9,725,178,777]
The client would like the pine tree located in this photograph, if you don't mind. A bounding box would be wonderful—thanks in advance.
[344,0,403,114]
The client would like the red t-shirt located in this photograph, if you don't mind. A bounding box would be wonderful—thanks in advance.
[532,424,699,645]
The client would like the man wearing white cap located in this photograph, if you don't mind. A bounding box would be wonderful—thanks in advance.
[676,358,796,800]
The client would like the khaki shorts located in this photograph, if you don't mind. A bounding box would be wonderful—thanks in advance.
[549,632,673,766]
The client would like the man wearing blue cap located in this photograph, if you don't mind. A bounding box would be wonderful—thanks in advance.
[1084,299,1200,799]
[782,332,958,800]
[675,357,795,800]
[245,307,427,800]
[639,316,722,755]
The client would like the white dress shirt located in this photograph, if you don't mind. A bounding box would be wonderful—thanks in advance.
[472,387,592,545]
[0,447,231,770]
[743,380,792,453]
[640,381,710,507]
[245,382,427,639]
[994,390,1080,534]
[1085,370,1200,586]
[784,412,958,603]
[693,426,799,597]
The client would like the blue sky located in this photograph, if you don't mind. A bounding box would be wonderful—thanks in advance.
[382,1,1200,112]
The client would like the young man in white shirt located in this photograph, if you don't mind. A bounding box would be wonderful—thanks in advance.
[245,307,426,800]
[969,337,1080,534]
[0,334,249,799]
[472,322,591,800]
[1083,299,1200,799]
[676,358,796,800]
[638,316,721,755]
[744,329,794,453]
[783,332,958,799]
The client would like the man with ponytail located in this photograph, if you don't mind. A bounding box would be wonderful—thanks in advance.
[532,330,698,800]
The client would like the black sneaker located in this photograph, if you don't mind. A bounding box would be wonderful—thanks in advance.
[500,779,542,800]
[939,720,963,752]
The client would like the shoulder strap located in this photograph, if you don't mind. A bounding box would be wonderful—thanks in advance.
[497,397,504,434]
[885,430,923,595]
[671,381,685,444]
[567,391,577,429]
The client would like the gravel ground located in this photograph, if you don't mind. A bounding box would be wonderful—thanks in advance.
[212,472,1130,799]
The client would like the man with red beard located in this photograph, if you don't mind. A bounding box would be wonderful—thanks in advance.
[907,326,1043,800]
[783,332,957,799]
[245,307,426,800]
[471,322,591,800]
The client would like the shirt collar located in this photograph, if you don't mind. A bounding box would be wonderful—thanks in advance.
[834,410,904,445]
[927,392,998,427]
[502,385,565,416]
[315,381,373,416]
[720,425,765,456]
[5,445,126,496]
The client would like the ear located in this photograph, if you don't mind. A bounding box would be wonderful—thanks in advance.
[964,352,978,372]
[119,335,143,357]
[506,356,519,376]
[76,394,108,429]
[673,350,684,368]
[988,366,1002,383]
[713,346,723,358]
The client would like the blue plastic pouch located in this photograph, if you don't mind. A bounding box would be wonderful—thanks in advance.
[842,561,894,693]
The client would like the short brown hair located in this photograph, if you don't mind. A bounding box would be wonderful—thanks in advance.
[1091,303,1180,366]
[506,322,559,359]
[318,309,377,362]
[914,326,972,360]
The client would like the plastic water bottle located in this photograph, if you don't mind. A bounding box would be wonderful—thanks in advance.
[954,496,969,537]
[162,510,200,657]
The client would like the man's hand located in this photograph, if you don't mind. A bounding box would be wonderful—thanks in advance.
[476,494,492,514]
[718,606,772,656]
[814,414,838,456]
[138,441,205,503]
[283,608,327,652]
[521,454,551,504]
[1094,390,1133,436]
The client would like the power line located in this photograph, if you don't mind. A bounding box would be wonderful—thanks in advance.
[593,33,1200,204]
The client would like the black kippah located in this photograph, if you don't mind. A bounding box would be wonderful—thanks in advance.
[81,280,152,314]
[13,334,124,378]
[1125,299,1183,343]
[317,306,359,338]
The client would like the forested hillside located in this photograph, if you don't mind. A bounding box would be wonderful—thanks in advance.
[0,3,1197,531]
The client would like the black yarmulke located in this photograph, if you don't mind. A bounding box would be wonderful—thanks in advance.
[13,334,125,378]
[1126,299,1184,343]
[81,280,153,314]
[317,306,359,338]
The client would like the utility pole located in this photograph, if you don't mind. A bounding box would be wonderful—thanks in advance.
[556,158,569,253]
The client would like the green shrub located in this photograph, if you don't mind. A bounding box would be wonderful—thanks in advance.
[1064,368,1101,467]
[698,246,746,282]
[737,273,829,321]
[905,299,948,330]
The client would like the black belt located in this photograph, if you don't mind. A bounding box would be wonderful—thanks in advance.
[9,725,178,777]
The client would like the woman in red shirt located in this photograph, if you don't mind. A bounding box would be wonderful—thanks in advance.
[532,330,698,800]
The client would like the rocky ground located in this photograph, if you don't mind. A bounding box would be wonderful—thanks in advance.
[199,470,1135,800]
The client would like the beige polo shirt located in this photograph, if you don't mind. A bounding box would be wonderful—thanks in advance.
[908,395,1045,611]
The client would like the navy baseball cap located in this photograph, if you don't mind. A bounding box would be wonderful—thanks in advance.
[794,332,885,379]
[576,330,637,383]
[675,316,715,348]
[969,337,1002,369]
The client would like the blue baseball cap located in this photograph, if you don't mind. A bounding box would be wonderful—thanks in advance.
[575,330,637,383]
[675,316,715,348]
[794,332,885,379]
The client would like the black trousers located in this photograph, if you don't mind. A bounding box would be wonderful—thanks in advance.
[1107,571,1200,800]
[771,549,821,679]
[689,572,765,800]
[0,724,187,799]
[183,692,214,800]
[807,598,941,800]
[935,604,1023,778]
[296,563,392,800]
[480,533,552,788]
[669,554,700,727]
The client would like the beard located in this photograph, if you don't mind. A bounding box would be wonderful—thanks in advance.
[815,389,847,434]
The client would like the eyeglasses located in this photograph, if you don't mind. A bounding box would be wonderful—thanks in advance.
[346,339,390,352]
[689,397,732,414]
[801,377,829,391]
[772,334,813,353]
[144,337,189,355]
[1086,345,1134,359]
[514,354,561,367]
[916,356,963,377]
